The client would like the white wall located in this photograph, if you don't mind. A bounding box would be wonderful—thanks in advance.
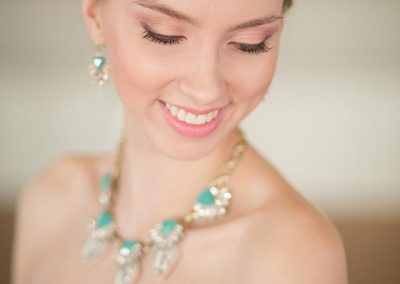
[1,0,399,220]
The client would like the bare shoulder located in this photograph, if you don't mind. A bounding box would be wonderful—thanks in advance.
[241,200,348,284]
[12,153,110,283]
[15,154,99,224]
[235,146,347,284]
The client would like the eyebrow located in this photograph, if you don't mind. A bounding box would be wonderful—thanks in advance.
[131,0,283,32]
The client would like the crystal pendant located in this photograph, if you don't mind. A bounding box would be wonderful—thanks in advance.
[192,186,232,223]
[81,211,116,260]
[150,219,184,278]
[115,240,143,284]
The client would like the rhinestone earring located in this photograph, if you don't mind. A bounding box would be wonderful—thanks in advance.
[88,44,110,87]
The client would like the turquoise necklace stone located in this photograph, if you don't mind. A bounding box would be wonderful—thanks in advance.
[160,219,178,236]
[100,172,112,190]
[96,211,113,228]
[196,188,215,205]
[99,173,112,205]
[122,239,138,250]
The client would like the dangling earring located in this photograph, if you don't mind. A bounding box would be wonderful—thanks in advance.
[88,44,110,87]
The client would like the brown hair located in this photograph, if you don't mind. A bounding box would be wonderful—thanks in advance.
[283,0,293,13]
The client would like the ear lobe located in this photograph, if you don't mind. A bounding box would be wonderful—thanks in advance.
[81,0,106,45]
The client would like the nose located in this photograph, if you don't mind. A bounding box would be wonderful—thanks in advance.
[178,44,226,106]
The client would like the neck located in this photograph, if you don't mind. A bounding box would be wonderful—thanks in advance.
[113,114,242,240]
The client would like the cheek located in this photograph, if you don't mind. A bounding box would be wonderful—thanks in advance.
[229,51,279,105]
[104,18,174,114]
[223,47,280,123]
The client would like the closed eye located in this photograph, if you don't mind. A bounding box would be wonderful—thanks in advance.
[142,29,184,45]
[230,40,272,55]
[141,28,272,55]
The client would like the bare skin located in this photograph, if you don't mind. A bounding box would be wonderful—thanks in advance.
[12,143,347,284]
[12,0,347,283]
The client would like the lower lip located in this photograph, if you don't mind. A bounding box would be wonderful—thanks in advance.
[159,101,227,138]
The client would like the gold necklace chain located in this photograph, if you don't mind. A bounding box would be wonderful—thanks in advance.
[105,128,247,254]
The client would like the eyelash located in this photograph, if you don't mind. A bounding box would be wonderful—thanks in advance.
[141,29,272,55]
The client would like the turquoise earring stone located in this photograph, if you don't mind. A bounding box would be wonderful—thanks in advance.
[93,55,106,70]
[96,211,113,228]
[160,219,178,236]
[196,188,215,205]
[100,173,111,190]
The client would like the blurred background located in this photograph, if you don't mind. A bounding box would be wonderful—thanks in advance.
[1,0,399,283]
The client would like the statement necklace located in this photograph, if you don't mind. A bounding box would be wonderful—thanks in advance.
[81,129,247,284]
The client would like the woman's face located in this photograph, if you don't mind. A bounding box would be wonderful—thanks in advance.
[84,0,284,160]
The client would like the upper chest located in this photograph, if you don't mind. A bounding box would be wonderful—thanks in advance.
[28,153,273,283]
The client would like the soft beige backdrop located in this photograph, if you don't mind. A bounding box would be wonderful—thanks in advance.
[1,0,399,283]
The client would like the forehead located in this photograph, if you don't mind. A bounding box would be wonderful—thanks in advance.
[130,0,284,29]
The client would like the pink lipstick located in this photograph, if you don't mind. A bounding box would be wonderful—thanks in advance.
[159,100,228,138]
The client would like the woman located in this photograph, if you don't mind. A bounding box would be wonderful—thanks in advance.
[12,0,347,283]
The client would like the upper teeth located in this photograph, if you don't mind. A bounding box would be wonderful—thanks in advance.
[165,102,219,125]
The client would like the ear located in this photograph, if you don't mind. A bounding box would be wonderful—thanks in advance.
[81,0,106,46]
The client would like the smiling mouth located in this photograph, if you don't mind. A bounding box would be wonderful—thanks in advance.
[164,101,220,125]
[158,100,229,138]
